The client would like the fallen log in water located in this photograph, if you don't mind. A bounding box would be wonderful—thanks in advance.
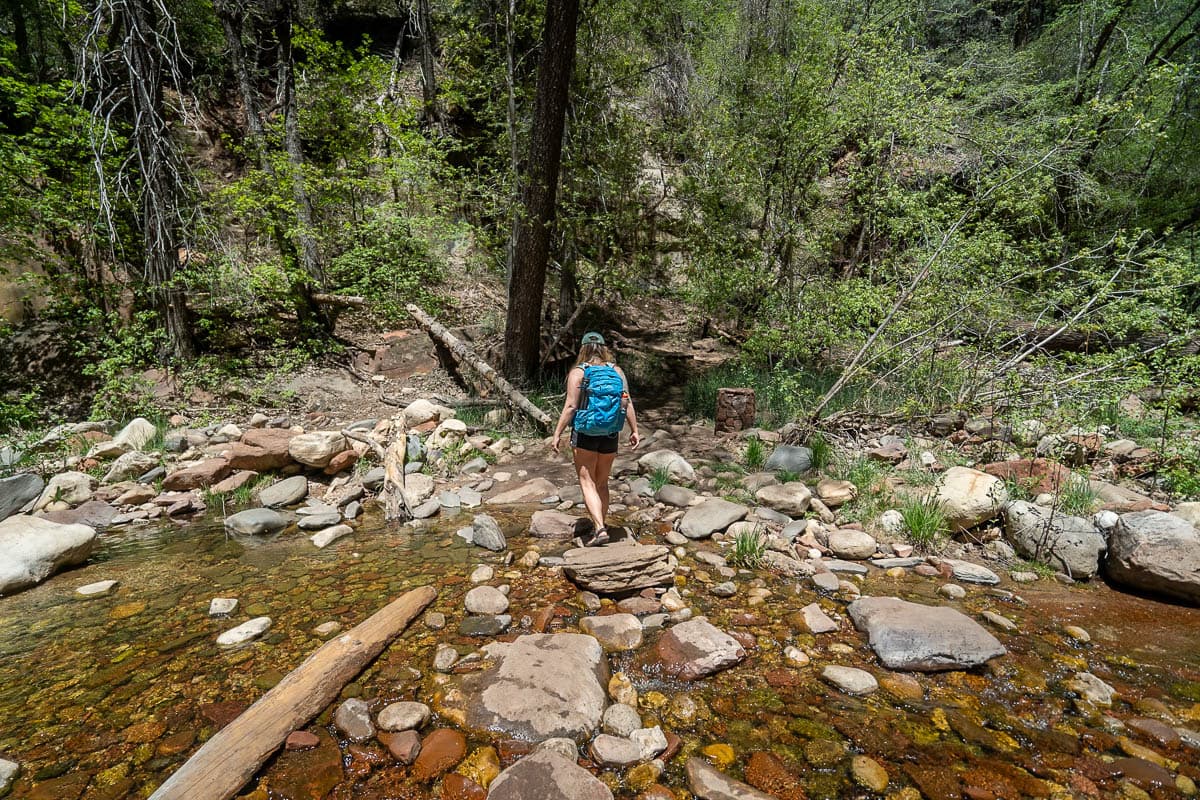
[406,303,553,431]
[148,585,437,800]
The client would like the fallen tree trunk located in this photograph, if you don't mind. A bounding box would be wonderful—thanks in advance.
[148,585,436,800]
[406,303,553,431]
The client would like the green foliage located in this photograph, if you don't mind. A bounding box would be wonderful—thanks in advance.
[808,434,832,473]
[900,496,947,552]
[1056,474,1099,517]
[0,390,41,434]
[728,525,768,569]
[80,311,169,421]
[774,469,801,484]
[649,467,672,492]
[1162,443,1200,499]
[742,436,766,471]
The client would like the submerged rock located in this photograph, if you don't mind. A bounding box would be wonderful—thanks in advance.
[216,616,271,646]
[848,596,1006,671]
[0,515,98,595]
[488,749,613,800]
[224,508,287,536]
[821,665,878,695]
[687,756,774,800]
[643,618,746,680]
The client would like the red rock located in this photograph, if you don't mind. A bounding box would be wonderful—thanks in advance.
[28,772,90,800]
[162,458,231,491]
[618,596,662,615]
[1112,757,1174,790]
[661,730,683,762]
[1126,717,1180,747]
[379,729,422,764]
[347,743,389,779]
[1068,771,1101,797]
[729,630,756,650]
[210,470,258,494]
[496,739,534,766]
[765,669,803,688]
[323,449,360,475]
[269,729,343,799]
[744,751,807,800]
[227,428,295,471]
[285,730,320,751]
[414,420,438,434]
[411,729,467,780]
[200,700,248,728]
[441,773,487,800]
[981,459,1072,496]
[904,764,963,800]
[156,728,195,756]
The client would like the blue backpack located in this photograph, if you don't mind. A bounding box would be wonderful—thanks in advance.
[573,364,627,436]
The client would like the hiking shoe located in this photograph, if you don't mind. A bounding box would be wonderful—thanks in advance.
[583,527,609,547]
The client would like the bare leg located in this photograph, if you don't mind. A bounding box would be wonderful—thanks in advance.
[574,448,606,532]
[594,451,617,522]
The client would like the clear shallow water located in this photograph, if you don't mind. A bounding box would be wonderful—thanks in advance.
[1,511,1198,799]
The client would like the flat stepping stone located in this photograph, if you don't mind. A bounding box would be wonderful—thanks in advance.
[579,613,644,651]
[208,598,238,616]
[821,559,869,575]
[800,602,839,634]
[640,618,745,680]
[76,580,118,597]
[297,512,341,530]
[216,616,271,646]
[562,544,673,593]
[870,557,925,569]
[489,749,613,800]
[848,596,1006,671]
[938,558,1000,585]
[258,475,308,508]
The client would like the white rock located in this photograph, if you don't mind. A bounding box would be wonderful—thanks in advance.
[75,579,118,597]
[377,701,431,732]
[1066,671,1116,707]
[288,431,348,468]
[629,726,668,760]
[209,597,238,616]
[0,515,98,595]
[465,585,510,615]
[428,418,469,450]
[34,471,96,510]
[930,467,1008,531]
[637,449,695,482]
[216,616,271,646]
[310,524,353,548]
[470,565,495,583]
[878,509,905,535]
[821,665,879,695]
[602,703,642,737]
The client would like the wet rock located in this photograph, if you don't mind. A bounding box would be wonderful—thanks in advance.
[0,515,98,595]
[297,511,341,530]
[765,445,812,474]
[434,644,459,671]
[581,613,644,651]
[459,513,506,551]
[590,734,642,766]
[334,698,375,741]
[812,572,840,592]
[679,498,749,539]
[563,543,673,593]
[938,584,966,600]
[1126,718,1180,748]
[488,749,613,800]
[1002,501,1105,579]
[687,756,774,800]
[465,585,510,615]
[0,758,17,795]
[452,633,608,741]
[0,473,43,521]
[208,597,237,615]
[822,665,878,695]
[981,610,1017,631]
[1066,672,1116,707]
[224,508,287,536]
[800,602,838,633]
[486,477,558,504]
[1112,757,1174,791]
[879,672,924,702]
[76,579,118,597]
[848,596,1006,671]
[937,558,1001,585]
[930,467,1008,531]
[378,729,421,763]
[285,730,319,750]
[655,484,696,507]
[530,509,588,539]
[458,615,511,636]
[216,616,271,646]
[638,449,695,482]
[410,728,467,780]
[259,475,308,508]
[630,726,668,760]
[827,529,877,559]
[702,743,735,768]
[643,618,746,680]
[310,524,352,549]
[754,482,812,516]
[744,751,806,800]
[602,703,642,738]
[1107,510,1200,603]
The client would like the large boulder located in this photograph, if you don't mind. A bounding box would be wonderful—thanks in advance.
[162,458,231,491]
[488,749,613,800]
[641,617,746,680]
[288,431,348,468]
[679,498,749,539]
[402,398,454,428]
[764,445,813,474]
[0,474,43,521]
[1106,511,1200,604]
[1002,501,1106,579]
[486,477,558,505]
[847,596,1006,671]
[637,449,695,482]
[563,544,673,593]
[88,417,157,458]
[754,482,813,516]
[101,451,159,484]
[0,515,98,595]
[448,634,609,741]
[225,428,295,471]
[929,467,1008,531]
[34,471,95,510]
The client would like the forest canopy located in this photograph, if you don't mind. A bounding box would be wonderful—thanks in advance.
[0,0,1197,423]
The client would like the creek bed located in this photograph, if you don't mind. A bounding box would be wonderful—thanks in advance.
[1,509,1198,799]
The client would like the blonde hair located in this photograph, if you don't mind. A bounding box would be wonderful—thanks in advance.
[574,342,615,367]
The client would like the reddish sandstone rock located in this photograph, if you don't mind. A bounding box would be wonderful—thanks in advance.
[981,458,1072,496]
[323,449,360,475]
[412,729,467,780]
[441,773,487,800]
[379,729,422,764]
[745,751,808,800]
[285,730,320,751]
[269,729,343,800]
[162,458,231,491]
[226,428,295,471]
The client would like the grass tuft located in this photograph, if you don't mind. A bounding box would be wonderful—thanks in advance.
[728,525,768,568]
[743,436,767,471]
[808,433,832,473]
[900,495,947,552]
[649,466,672,492]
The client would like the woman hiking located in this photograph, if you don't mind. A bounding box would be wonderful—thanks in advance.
[551,332,641,545]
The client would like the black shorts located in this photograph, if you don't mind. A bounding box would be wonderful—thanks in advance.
[571,430,619,454]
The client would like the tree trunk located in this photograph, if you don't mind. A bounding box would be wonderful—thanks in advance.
[503,0,580,385]
[414,0,440,126]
